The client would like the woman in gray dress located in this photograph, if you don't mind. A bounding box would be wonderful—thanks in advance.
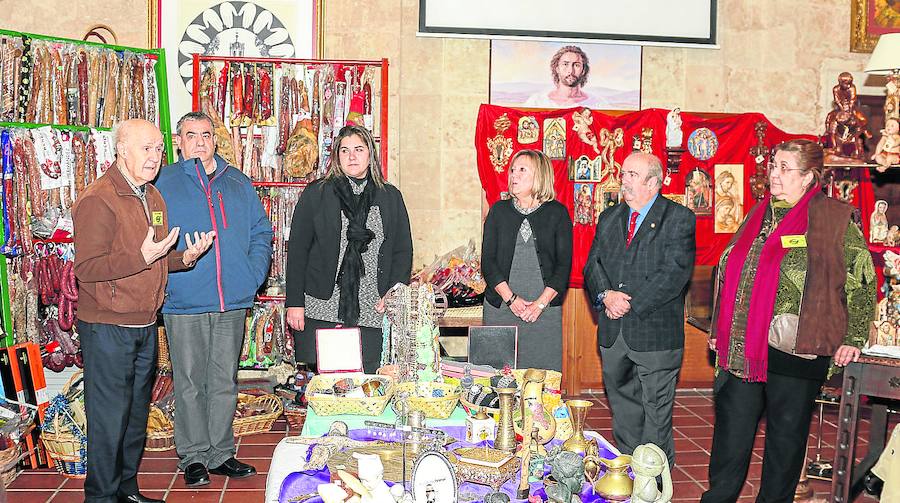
[481,149,573,371]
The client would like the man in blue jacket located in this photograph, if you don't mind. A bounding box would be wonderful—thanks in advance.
[156,112,273,487]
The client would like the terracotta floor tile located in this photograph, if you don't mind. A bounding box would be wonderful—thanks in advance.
[672,480,706,498]
[677,451,712,466]
[7,472,65,490]
[224,473,267,489]
[236,445,276,458]
[677,425,714,439]
[165,490,223,502]
[677,464,708,483]
[137,472,176,490]
[60,477,84,490]
[5,490,56,503]
[143,449,180,459]
[48,491,87,503]
[675,437,704,453]
[170,472,227,490]
[690,436,713,450]
[139,457,180,473]
[671,466,694,484]
[673,414,712,426]
[221,490,266,502]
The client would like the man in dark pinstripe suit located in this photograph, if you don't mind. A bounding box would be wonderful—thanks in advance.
[583,152,696,468]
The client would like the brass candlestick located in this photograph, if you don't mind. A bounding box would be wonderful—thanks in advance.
[494,387,517,453]
[562,399,592,455]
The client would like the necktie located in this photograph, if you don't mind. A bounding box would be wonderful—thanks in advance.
[626,211,639,247]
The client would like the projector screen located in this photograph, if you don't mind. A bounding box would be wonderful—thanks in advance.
[418,0,717,48]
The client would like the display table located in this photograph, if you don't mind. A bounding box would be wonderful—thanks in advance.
[301,404,469,437]
[266,412,619,503]
[830,355,900,503]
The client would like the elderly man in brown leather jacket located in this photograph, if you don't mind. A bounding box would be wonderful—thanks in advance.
[73,119,214,503]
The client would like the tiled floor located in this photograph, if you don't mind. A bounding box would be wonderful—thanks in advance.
[4,389,888,502]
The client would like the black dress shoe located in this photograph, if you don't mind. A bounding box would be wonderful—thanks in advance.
[184,462,211,487]
[118,493,165,503]
[209,457,257,478]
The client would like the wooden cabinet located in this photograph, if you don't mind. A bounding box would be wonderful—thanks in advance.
[560,288,715,395]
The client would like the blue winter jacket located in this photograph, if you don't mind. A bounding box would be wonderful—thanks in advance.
[155,155,273,314]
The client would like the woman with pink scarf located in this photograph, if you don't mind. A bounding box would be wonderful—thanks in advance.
[701,139,876,503]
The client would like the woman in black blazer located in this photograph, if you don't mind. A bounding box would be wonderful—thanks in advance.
[481,149,572,371]
[285,125,413,373]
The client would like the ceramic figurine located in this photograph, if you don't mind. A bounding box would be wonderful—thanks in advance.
[886,225,899,247]
[872,117,900,172]
[484,492,510,503]
[631,443,673,503]
[354,453,393,503]
[545,447,585,503]
[871,200,890,244]
[666,108,683,148]
[389,484,413,503]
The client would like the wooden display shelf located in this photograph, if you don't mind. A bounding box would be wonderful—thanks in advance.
[561,288,715,395]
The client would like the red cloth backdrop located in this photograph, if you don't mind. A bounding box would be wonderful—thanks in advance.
[474,105,876,288]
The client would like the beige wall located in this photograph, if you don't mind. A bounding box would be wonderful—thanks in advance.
[0,0,876,267]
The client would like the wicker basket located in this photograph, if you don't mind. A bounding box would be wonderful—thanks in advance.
[0,444,19,487]
[41,371,88,479]
[305,375,394,416]
[145,427,175,451]
[393,382,461,419]
[283,405,307,432]
[232,394,283,436]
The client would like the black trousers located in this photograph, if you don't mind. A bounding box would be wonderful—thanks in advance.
[292,317,384,373]
[79,321,157,503]
[701,370,822,503]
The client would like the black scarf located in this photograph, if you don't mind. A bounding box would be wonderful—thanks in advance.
[334,175,377,326]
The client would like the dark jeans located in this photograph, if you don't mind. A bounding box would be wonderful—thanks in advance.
[701,370,822,503]
[79,321,157,503]
[292,317,384,373]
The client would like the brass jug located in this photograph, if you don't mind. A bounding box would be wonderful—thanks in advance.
[593,454,633,501]
[561,399,592,454]
[494,387,517,453]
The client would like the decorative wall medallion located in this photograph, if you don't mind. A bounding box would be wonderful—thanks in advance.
[517,116,539,144]
[488,113,513,172]
[687,127,719,161]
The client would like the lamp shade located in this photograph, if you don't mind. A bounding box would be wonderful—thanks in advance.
[865,33,900,74]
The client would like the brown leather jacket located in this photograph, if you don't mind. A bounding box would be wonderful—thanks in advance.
[73,165,187,326]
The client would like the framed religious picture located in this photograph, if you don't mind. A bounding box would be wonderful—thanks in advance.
[574,183,594,226]
[490,40,641,109]
[684,167,713,216]
[714,164,744,234]
[851,0,900,52]
[543,118,566,160]
[574,155,592,181]
[411,450,458,503]
[149,0,324,123]
[594,187,619,224]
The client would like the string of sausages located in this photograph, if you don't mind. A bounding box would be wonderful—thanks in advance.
[0,35,160,127]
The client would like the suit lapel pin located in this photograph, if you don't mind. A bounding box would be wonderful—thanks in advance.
[650,222,656,228]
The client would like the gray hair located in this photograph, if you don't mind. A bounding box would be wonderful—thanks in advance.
[111,120,124,153]
[645,154,664,189]
[176,111,215,135]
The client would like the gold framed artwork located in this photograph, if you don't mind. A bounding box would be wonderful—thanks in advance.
[148,0,324,122]
[714,164,744,234]
[851,0,900,52]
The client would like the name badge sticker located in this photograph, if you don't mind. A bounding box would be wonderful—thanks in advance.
[151,211,164,226]
[781,235,807,248]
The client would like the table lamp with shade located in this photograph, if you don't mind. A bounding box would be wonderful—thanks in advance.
[865,32,900,120]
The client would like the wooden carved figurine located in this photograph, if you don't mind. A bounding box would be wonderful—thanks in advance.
[824,72,870,161]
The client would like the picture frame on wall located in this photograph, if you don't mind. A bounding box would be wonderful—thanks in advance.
[490,40,641,110]
[851,0,900,52]
[148,0,324,122]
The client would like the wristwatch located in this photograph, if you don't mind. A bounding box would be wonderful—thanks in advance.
[537,302,546,310]
[594,290,610,310]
